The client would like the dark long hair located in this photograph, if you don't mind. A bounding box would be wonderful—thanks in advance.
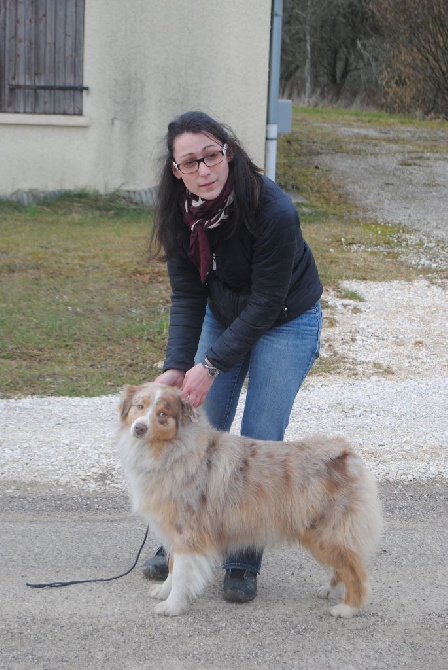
[149,111,263,260]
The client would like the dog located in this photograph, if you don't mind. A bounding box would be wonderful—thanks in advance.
[118,382,382,617]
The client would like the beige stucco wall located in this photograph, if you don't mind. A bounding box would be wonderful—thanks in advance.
[0,0,272,198]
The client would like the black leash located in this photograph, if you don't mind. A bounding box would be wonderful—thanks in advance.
[26,525,149,589]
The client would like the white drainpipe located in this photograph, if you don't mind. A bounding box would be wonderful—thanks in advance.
[265,0,283,182]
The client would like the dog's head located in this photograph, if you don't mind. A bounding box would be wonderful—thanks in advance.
[119,382,198,444]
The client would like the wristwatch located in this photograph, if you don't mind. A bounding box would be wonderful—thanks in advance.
[202,358,220,378]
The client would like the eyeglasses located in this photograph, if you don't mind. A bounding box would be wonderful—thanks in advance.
[172,144,228,174]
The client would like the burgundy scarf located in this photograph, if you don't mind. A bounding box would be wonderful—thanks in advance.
[182,176,234,282]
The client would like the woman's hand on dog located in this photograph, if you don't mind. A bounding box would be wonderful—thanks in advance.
[154,369,185,388]
[154,366,214,407]
[180,363,215,407]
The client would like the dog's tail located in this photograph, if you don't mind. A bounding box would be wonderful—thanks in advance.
[331,448,383,559]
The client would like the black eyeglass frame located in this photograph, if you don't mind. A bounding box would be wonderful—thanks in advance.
[172,144,228,174]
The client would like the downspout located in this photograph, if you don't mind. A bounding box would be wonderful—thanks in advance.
[265,0,283,182]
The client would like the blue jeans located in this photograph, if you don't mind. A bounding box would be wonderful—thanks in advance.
[195,301,322,573]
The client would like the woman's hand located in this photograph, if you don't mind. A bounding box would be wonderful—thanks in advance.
[180,363,215,407]
[154,369,185,388]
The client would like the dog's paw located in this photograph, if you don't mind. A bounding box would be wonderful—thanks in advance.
[329,603,359,618]
[317,585,332,600]
[149,583,171,600]
[154,600,187,617]
[318,582,345,601]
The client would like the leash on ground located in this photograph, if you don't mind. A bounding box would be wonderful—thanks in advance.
[26,525,149,589]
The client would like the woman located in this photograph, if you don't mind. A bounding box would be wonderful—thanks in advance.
[143,110,323,603]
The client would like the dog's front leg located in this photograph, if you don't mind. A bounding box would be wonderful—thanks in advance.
[154,553,215,617]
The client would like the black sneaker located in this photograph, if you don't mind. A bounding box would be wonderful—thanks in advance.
[222,568,258,603]
[142,546,169,581]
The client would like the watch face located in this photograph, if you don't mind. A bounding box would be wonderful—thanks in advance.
[204,362,219,377]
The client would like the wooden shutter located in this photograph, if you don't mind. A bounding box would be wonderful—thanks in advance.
[0,0,85,114]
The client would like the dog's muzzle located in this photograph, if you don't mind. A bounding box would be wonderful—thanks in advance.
[132,421,148,438]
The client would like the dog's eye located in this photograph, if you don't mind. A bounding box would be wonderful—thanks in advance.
[157,411,167,418]
[136,404,144,410]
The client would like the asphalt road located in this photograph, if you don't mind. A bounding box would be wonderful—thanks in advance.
[1,479,447,670]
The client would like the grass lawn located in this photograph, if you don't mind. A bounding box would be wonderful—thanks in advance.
[0,109,445,397]
[0,194,170,396]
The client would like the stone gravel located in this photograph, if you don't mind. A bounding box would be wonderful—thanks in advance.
[1,279,446,490]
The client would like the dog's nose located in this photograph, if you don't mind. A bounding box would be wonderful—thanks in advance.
[133,422,148,438]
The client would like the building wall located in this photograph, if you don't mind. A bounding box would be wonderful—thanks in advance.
[0,0,272,198]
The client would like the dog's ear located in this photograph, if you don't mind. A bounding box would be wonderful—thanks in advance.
[180,395,199,424]
[119,385,137,419]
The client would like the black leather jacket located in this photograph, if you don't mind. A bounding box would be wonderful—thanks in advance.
[163,177,323,373]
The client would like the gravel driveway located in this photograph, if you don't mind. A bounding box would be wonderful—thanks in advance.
[318,122,448,243]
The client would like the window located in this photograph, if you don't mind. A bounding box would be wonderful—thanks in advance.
[0,0,85,115]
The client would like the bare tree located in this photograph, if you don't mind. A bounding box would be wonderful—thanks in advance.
[281,0,379,104]
[305,0,312,105]
[368,0,448,116]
